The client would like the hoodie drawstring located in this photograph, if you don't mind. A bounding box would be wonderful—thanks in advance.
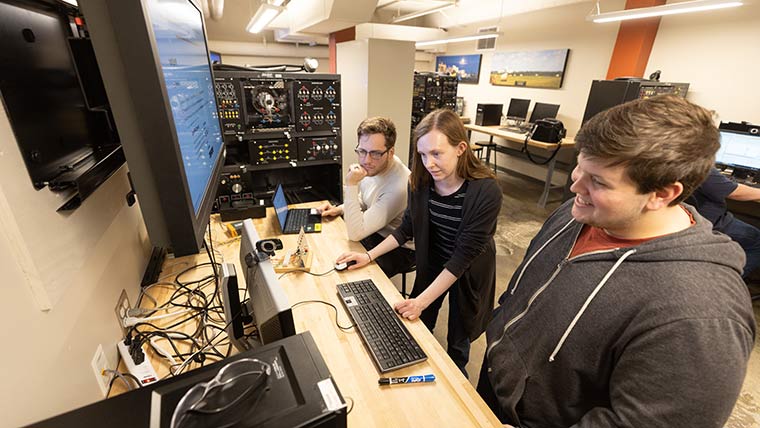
[548,248,637,362]
[511,218,575,295]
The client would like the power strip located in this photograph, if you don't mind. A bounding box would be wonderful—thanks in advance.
[117,339,159,386]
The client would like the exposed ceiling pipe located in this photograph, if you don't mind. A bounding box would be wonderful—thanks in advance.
[200,0,225,21]
[208,40,329,58]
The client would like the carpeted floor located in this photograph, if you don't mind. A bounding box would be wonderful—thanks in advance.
[390,171,760,427]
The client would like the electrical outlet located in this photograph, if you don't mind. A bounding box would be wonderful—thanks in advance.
[114,289,131,333]
[91,344,111,396]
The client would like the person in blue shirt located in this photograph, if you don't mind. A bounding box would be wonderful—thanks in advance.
[688,167,760,281]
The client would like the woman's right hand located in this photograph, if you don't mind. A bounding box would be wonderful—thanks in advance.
[335,251,371,270]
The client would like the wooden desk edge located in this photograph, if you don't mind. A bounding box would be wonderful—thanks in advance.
[465,123,576,150]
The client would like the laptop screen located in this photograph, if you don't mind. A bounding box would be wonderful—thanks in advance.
[716,130,760,171]
[272,184,289,229]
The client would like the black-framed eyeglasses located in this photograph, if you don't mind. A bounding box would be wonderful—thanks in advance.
[354,147,389,160]
[171,358,271,428]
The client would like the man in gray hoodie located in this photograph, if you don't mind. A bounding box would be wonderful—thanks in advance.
[479,94,756,428]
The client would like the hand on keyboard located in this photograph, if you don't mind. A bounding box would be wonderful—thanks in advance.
[394,298,426,320]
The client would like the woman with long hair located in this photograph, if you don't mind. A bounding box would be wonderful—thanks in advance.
[336,109,502,375]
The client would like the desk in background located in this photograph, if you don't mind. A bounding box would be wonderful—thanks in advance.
[465,123,576,208]
[107,209,501,427]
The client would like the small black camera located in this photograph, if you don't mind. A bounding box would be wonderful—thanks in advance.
[256,238,283,256]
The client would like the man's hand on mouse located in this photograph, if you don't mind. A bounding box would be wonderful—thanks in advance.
[345,164,368,186]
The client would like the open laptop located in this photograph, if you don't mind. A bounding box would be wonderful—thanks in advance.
[272,183,322,234]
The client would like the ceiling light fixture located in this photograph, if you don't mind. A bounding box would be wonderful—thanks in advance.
[588,0,743,23]
[415,31,500,48]
[391,1,457,24]
[245,2,283,34]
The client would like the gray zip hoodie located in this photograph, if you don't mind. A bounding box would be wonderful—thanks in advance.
[484,200,756,428]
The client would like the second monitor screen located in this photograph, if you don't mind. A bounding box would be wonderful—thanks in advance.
[506,98,530,120]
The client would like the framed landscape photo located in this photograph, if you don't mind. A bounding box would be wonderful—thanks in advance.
[436,54,482,84]
[490,49,570,89]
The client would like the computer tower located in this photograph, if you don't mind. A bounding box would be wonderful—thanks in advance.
[581,79,689,124]
[29,332,347,428]
[475,103,503,126]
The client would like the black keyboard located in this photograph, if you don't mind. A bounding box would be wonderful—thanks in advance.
[337,279,427,373]
[499,125,531,134]
[284,209,309,234]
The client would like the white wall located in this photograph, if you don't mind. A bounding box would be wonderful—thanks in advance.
[415,60,435,72]
[438,1,624,185]
[337,39,370,174]
[367,39,416,166]
[646,1,760,124]
[337,39,416,171]
[447,1,625,136]
[0,103,150,426]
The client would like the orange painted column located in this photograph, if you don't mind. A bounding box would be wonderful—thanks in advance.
[328,27,356,73]
[605,0,666,79]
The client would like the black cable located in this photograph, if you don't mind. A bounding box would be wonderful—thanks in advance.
[107,371,141,390]
[205,224,218,285]
[174,262,219,283]
[123,251,235,378]
[523,131,563,165]
[291,300,355,331]
[278,268,335,280]
[122,372,141,387]
[345,396,354,414]
[142,330,203,362]
[173,316,238,375]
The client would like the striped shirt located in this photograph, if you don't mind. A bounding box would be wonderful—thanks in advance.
[428,181,469,269]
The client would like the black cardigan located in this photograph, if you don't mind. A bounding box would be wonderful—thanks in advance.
[391,178,502,340]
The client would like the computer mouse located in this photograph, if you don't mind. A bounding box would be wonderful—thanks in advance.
[335,260,357,271]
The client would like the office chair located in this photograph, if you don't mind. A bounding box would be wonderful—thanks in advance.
[470,142,484,159]
[474,141,498,174]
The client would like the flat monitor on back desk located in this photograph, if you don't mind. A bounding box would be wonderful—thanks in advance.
[505,98,531,122]
[499,98,531,133]
[529,102,560,123]
[716,130,760,184]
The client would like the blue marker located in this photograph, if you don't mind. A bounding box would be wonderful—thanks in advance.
[378,374,435,385]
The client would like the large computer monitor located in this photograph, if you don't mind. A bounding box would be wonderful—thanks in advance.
[716,130,760,172]
[83,0,225,256]
[506,98,531,122]
[529,102,560,123]
[221,219,295,351]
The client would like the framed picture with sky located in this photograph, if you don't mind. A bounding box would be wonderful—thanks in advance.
[490,49,570,89]
[435,54,482,84]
